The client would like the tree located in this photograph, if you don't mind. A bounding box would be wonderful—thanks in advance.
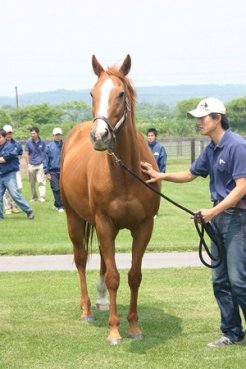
[60,101,91,123]
[10,104,63,127]
[173,98,202,136]
[0,109,11,125]
[226,97,246,133]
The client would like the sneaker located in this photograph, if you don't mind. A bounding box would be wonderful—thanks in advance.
[236,332,246,345]
[58,208,64,213]
[5,209,12,215]
[39,198,46,203]
[12,207,21,214]
[207,336,235,348]
[52,206,58,211]
[27,211,34,220]
[30,198,38,202]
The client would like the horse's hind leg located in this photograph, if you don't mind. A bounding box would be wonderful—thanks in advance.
[127,218,154,339]
[66,209,94,321]
[96,252,109,311]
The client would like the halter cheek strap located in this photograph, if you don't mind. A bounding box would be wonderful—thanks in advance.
[93,97,130,135]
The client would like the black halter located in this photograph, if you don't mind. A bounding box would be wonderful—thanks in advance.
[93,97,130,135]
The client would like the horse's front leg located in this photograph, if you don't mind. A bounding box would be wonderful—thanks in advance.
[66,209,94,322]
[96,218,121,344]
[128,217,154,339]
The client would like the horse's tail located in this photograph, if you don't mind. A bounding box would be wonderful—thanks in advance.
[83,221,96,255]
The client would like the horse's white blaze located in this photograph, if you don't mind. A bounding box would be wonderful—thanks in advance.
[96,78,114,134]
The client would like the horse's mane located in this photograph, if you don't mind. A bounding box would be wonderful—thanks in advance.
[106,66,137,124]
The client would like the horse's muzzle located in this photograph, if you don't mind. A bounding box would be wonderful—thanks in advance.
[90,129,115,151]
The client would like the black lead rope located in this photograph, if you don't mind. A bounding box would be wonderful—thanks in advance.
[109,152,223,268]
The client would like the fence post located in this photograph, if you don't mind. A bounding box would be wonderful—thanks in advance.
[191,138,195,164]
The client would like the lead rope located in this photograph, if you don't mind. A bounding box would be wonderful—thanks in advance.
[108,151,223,269]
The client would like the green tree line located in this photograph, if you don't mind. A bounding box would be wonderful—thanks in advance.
[0,97,246,139]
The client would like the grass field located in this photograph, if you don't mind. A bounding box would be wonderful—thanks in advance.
[1,268,245,369]
[0,159,212,256]
[1,159,245,369]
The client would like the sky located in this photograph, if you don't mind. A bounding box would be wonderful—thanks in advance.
[1,0,246,97]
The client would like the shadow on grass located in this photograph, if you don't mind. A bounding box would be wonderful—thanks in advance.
[88,303,182,354]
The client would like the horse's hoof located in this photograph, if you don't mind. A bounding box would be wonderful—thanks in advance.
[106,338,122,345]
[96,303,109,311]
[80,315,95,323]
[127,333,144,340]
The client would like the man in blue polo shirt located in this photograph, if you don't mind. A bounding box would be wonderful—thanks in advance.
[141,97,246,348]
[25,127,46,202]
[44,127,64,212]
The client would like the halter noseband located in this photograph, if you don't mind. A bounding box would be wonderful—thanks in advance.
[93,96,130,135]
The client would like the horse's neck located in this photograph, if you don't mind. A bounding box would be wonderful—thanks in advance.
[113,122,141,171]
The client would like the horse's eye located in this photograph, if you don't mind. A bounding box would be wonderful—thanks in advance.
[90,91,93,98]
[118,91,125,99]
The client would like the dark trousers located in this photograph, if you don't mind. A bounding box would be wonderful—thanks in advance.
[211,208,246,342]
[49,171,63,209]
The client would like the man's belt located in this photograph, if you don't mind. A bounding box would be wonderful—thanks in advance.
[213,199,246,209]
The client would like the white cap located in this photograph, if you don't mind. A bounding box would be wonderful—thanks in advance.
[53,127,62,135]
[187,97,226,118]
[3,124,13,133]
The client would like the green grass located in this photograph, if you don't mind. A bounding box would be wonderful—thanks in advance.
[0,268,245,369]
[0,159,212,255]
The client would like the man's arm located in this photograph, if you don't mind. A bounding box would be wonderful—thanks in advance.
[199,177,246,223]
[141,161,197,183]
[159,146,167,173]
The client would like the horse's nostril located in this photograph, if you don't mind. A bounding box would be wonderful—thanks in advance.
[102,129,109,139]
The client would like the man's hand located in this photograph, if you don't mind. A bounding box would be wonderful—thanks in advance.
[194,208,216,223]
[140,161,163,183]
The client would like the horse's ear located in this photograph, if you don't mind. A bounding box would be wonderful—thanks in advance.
[119,54,131,76]
[92,55,104,77]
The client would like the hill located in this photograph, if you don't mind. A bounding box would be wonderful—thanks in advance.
[1,84,246,108]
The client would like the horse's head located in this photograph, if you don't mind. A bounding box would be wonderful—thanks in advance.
[90,55,132,151]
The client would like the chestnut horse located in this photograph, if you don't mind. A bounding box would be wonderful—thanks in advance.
[60,55,160,344]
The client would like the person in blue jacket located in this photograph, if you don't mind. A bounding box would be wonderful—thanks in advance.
[25,126,46,202]
[0,128,34,220]
[146,128,167,172]
[3,124,23,214]
[44,127,64,212]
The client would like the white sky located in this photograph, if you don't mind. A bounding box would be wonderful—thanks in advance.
[1,0,246,96]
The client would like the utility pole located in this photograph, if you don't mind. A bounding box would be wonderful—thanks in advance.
[15,86,19,109]
[14,86,19,128]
